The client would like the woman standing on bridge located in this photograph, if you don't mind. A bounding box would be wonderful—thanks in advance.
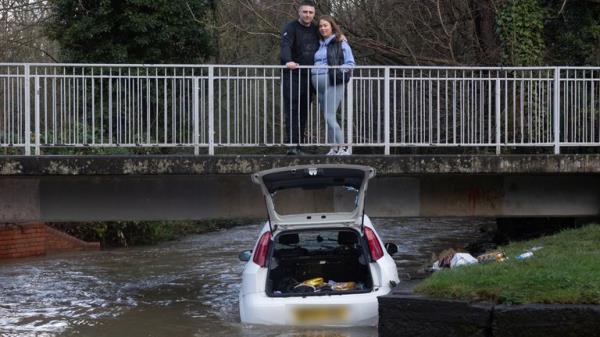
[311,15,355,155]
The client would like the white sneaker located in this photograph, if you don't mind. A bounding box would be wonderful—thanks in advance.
[326,147,339,155]
[337,147,351,155]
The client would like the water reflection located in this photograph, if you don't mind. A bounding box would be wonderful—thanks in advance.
[0,218,493,337]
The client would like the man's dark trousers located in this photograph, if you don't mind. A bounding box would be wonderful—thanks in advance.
[283,68,312,145]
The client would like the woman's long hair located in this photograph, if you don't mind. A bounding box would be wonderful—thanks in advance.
[318,15,343,43]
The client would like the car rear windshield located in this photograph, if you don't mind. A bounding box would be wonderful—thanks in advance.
[271,186,358,215]
[275,229,360,253]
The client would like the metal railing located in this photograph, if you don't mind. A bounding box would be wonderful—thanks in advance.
[1,64,599,155]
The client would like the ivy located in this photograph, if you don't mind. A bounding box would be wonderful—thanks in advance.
[544,1,600,65]
[496,0,546,66]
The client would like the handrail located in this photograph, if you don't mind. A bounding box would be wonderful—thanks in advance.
[1,64,599,155]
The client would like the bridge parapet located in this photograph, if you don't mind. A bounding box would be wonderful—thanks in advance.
[1,155,600,222]
[2,154,600,176]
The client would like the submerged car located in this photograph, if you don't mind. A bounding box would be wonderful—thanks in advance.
[238,164,400,326]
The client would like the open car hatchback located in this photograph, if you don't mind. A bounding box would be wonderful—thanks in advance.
[239,164,400,326]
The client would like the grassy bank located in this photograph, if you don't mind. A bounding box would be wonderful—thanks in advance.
[50,219,252,247]
[414,224,600,305]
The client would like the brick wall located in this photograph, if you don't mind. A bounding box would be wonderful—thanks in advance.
[0,223,100,259]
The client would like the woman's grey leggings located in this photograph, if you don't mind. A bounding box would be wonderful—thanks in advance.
[311,73,345,144]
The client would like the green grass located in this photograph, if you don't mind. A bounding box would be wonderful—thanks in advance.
[414,224,600,305]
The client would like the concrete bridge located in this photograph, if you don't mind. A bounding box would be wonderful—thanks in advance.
[2,64,600,222]
[1,154,599,222]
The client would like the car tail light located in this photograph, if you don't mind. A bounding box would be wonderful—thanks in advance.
[253,231,272,267]
[364,227,384,261]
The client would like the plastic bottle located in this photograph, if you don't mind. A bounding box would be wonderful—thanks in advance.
[516,251,534,260]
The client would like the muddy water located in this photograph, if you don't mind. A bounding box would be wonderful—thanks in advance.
[0,219,494,337]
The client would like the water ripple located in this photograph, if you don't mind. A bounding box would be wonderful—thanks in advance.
[0,219,492,336]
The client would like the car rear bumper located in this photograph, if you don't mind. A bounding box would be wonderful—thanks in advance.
[240,287,391,326]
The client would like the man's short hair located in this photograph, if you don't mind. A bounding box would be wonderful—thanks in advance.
[299,0,316,7]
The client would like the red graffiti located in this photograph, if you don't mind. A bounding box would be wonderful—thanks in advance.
[467,187,482,212]
[466,186,504,214]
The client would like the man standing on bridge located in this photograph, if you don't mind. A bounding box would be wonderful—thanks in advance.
[280,0,320,155]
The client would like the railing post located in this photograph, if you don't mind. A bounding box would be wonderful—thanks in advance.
[193,77,200,155]
[384,67,390,155]
[34,76,40,155]
[554,67,561,154]
[24,64,31,155]
[208,66,215,156]
[346,78,354,154]
[495,78,501,155]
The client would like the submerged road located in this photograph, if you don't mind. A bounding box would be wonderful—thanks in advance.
[0,218,494,337]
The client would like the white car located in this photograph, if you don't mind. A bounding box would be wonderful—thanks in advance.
[239,164,400,326]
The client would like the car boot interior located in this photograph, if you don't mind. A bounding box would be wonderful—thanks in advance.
[266,229,373,297]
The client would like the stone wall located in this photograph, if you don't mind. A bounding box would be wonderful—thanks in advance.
[379,293,600,337]
[0,223,100,259]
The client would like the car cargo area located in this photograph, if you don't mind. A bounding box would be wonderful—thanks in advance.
[266,228,373,297]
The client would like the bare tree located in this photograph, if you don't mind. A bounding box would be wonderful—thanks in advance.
[0,0,57,62]
[211,0,297,64]
[213,0,503,65]
[318,0,503,65]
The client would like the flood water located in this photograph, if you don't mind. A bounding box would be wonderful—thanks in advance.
[0,218,495,337]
